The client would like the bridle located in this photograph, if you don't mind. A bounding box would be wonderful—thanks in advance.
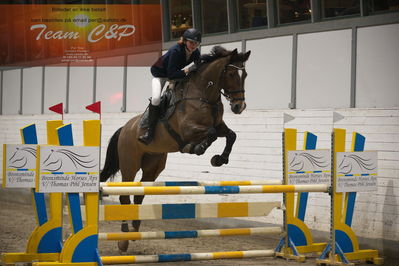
[221,64,247,103]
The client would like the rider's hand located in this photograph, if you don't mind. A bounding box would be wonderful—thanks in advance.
[185,64,198,75]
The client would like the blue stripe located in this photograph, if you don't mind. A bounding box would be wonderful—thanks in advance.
[58,124,74,146]
[297,192,308,221]
[162,204,196,219]
[345,132,364,227]
[68,193,83,233]
[17,169,28,171]
[353,133,365,152]
[159,254,192,262]
[165,181,198,186]
[296,171,305,174]
[361,173,370,176]
[305,132,317,150]
[33,191,48,225]
[75,172,88,174]
[22,124,38,144]
[297,131,317,221]
[345,192,356,227]
[165,230,198,239]
[51,172,64,174]
[205,186,240,194]
[345,174,353,176]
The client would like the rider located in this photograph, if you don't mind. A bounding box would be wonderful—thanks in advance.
[138,28,202,145]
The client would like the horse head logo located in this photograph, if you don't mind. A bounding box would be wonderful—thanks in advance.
[9,147,36,169]
[289,152,329,172]
[42,148,97,172]
[337,154,376,175]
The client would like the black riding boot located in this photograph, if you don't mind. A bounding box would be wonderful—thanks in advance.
[138,103,160,145]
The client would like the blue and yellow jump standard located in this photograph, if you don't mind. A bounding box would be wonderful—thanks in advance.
[34,120,102,266]
[1,121,64,264]
[275,128,328,261]
[316,129,383,265]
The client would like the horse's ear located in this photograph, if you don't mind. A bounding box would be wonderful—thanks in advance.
[231,48,238,55]
[244,50,251,61]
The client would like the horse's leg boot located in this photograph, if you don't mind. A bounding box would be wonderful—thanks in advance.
[138,103,160,145]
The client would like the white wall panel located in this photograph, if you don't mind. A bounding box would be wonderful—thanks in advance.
[126,67,152,112]
[297,30,351,108]
[22,67,42,115]
[43,65,67,114]
[126,52,159,112]
[246,36,293,109]
[96,56,124,113]
[356,23,399,108]
[69,66,94,114]
[2,69,21,115]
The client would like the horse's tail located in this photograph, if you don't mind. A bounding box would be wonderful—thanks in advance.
[100,127,122,182]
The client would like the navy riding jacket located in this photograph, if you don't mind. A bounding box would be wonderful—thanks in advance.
[151,43,200,80]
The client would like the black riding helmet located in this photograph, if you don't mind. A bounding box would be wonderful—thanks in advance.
[183,28,202,43]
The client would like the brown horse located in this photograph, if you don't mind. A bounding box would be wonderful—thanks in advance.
[100,46,251,252]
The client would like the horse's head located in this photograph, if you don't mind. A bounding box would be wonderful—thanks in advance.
[220,48,251,114]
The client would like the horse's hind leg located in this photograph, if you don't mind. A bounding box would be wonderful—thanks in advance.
[117,152,141,253]
[132,153,167,232]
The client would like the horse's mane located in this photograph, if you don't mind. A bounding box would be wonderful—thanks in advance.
[200,46,231,64]
[199,46,247,67]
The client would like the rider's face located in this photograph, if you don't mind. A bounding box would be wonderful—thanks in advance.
[186,40,200,52]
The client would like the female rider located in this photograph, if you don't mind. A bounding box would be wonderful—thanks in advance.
[138,28,202,145]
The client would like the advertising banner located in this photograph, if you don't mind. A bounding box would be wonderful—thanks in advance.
[0,4,162,67]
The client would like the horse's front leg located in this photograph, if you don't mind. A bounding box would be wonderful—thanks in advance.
[181,127,218,155]
[211,122,236,167]
[193,127,218,155]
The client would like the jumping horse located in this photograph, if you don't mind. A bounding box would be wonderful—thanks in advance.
[100,46,251,252]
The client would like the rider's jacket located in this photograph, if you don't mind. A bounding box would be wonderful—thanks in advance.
[151,43,200,80]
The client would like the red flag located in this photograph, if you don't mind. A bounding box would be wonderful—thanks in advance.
[49,103,63,115]
[86,101,101,114]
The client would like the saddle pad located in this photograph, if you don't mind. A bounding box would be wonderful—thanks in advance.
[139,88,178,129]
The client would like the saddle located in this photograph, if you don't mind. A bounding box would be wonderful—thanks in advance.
[139,86,179,129]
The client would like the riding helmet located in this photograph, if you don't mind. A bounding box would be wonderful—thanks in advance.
[183,28,202,43]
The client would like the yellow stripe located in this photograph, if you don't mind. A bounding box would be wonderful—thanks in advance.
[64,172,74,174]
[144,186,181,195]
[88,172,99,174]
[220,228,251,236]
[106,232,142,241]
[106,182,142,187]
[218,202,248,217]
[262,185,295,193]
[102,256,136,264]
[46,120,63,145]
[83,120,101,146]
[213,251,244,259]
[104,205,139,220]
[41,172,51,175]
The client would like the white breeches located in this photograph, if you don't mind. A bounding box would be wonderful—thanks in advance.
[151,78,168,106]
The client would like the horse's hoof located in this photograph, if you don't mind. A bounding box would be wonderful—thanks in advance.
[194,144,206,155]
[118,240,129,253]
[121,222,129,232]
[211,155,228,167]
